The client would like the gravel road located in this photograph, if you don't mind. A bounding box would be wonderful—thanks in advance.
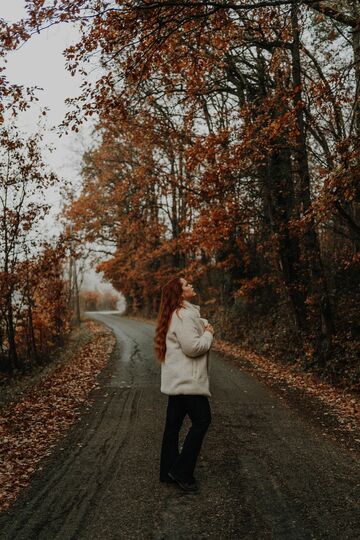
[1,314,359,540]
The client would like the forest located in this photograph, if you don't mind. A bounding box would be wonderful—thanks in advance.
[1,0,359,388]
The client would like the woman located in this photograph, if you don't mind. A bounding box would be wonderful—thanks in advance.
[154,276,214,492]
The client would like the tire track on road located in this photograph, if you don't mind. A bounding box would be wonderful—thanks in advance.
[1,378,144,539]
[1,315,360,540]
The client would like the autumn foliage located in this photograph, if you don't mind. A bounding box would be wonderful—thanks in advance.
[0,123,75,376]
[80,290,120,311]
[1,1,360,386]
[0,320,115,512]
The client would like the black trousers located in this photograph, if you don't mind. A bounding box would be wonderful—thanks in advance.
[159,394,212,483]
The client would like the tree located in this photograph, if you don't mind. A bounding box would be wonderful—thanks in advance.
[0,126,56,372]
[3,0,359,377]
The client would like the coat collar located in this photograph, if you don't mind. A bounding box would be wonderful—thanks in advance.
[183,299,200,313]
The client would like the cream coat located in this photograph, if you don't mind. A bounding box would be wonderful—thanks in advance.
[160,300,213,397]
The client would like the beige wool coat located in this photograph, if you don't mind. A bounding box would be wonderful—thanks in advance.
[160,300,214,397]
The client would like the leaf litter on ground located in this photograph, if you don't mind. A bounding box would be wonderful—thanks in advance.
[213,339,360,439]
[0,319,116,513]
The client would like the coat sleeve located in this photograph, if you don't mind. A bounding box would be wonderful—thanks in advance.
[175,312,213,358]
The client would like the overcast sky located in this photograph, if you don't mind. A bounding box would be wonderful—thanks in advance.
[1,1,120,297]
[2,1,87,207]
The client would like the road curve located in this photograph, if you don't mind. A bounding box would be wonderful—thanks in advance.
[0,314,359,539]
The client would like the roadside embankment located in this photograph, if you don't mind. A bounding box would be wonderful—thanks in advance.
[0,318,116,513]
[212,339,360,453]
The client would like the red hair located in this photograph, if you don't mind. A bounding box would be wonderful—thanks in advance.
[154,276,184,363]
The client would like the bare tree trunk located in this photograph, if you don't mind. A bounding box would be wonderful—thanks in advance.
[254,47,308,343]
[27,299,38,363]
[262,148,307,340]
[351,3,360,250]
[291,1,335,363]
[6,292,20,372]
[73,258,81,326]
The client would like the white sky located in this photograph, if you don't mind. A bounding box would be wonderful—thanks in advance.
[2,1,87,212]
[1,1,120,297]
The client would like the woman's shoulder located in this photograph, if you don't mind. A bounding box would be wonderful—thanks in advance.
[172,305,197,322]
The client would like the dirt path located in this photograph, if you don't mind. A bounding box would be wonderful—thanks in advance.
[1,314,359,539]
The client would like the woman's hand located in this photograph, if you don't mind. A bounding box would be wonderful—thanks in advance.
[204,323,214,334]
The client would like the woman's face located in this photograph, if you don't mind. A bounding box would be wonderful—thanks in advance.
[180,278,196,300]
